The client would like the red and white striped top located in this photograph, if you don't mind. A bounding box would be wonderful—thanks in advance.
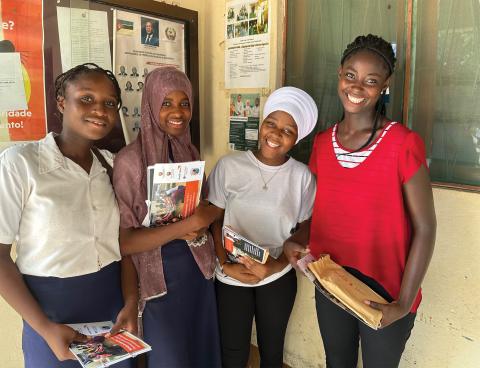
[333,122,398,168]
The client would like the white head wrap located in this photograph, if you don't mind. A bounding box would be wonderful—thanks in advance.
[262,86,318,143]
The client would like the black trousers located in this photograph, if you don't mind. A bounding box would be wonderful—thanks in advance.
[315,289,416,368]
[215,269,297,368]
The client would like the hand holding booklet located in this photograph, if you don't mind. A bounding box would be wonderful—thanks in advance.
[144,161,205,227]
[68,321,151,368]
[297,254,387,330]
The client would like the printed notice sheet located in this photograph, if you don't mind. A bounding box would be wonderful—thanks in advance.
[225,0,270,88]
[0,53,27,112]
[57,7,111,72]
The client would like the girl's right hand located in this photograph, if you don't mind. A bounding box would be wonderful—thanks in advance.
[190,201,221,229]
[180,227,207,241]
[284,240,310,270]
[42,322,88,361]
[223,263,260,284]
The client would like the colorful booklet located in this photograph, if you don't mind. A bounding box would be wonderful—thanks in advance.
[68,321,151,368]
[222,225,269,264]
[145,161,205,227]
[297,254,387,330]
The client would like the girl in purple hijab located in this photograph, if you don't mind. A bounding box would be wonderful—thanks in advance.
[113,67,221,367]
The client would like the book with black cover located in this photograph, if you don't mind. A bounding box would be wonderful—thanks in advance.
[222,225,269,264]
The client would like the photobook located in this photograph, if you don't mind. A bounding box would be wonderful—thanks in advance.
[145,161,205,227]
[68,321,151,368]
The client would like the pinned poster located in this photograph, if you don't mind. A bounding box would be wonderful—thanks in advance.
[0,53,27,111]
[225,0,270,88]
[115,9,186,142]
[0,0,47,143]
[56,7,111,72]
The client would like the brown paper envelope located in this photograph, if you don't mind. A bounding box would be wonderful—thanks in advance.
[308,255,387,329]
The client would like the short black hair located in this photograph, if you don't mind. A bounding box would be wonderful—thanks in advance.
[341,34,396,76]
[54,63,122,109]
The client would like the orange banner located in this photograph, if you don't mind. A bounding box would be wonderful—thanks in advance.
[1,0,46,142]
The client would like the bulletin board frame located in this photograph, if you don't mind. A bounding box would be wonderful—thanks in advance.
[43,0,200,152]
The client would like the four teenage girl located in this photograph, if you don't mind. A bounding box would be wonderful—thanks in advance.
[0,34,436,368]
[0,64,137,367]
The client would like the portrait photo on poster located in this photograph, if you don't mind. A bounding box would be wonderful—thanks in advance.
[141,17,159,46]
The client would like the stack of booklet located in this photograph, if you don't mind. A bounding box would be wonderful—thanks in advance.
[144,161,205,227]
[68,321,151,368]
[297,254,387,330]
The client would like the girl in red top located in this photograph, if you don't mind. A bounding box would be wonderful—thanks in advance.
[285,34,436,367]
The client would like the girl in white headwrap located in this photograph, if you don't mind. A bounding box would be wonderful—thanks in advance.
[207,86,318,367]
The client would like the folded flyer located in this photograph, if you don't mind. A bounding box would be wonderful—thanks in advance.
[68,321,151,368]
[223,225,269,264]
[145,161,205,227]
[297,254,387,330]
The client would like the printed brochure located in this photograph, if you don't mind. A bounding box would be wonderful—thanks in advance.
[145,161,205,227]
[223,225,269,264]
[68,321,151,368]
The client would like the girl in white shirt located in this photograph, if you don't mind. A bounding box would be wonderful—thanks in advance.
[0,63,137,368]
[207,87,318,367]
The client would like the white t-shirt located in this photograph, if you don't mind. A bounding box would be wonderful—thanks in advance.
[207,150,316,287]
[0,133,121,277]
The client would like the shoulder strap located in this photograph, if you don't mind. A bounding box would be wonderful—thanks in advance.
[92,147,113,184]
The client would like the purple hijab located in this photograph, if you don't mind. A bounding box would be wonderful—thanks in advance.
[113,67,215,314]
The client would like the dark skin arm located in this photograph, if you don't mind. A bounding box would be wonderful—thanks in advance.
[119,201,222,256]
[0,245,87,361]
[283,219,312,270]
[109,256,139,336]
[211,209,260,284]
[367,166,436,327]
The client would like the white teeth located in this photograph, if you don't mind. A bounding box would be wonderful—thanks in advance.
[88,120,106,126]
[169,120,183,126]
[347,94,365,104]
[266,140,280,148]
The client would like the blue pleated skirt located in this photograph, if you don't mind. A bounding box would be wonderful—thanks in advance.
[22,261,134,368]
[142,240,221,368]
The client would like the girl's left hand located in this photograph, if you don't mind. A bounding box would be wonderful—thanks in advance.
[109,300,138,336]
[365,300,409,328]
[238,256,280,281]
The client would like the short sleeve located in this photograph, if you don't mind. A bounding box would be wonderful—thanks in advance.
[298,168,316,222]
[308,133,321,176]
[113,152,142,229]
[206,158,228,209]
[0,155,25,244]
[399,132,428,184]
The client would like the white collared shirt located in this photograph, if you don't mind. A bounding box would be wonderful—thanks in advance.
[0,133,121,277]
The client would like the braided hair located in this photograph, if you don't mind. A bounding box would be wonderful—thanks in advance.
[54,63,122,109]
[339,34,396,153]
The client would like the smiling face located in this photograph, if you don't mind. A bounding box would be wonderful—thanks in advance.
[337,50,390,116]
[157,90,191,137]
[258,110,298,165]
[57,72,119,142]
